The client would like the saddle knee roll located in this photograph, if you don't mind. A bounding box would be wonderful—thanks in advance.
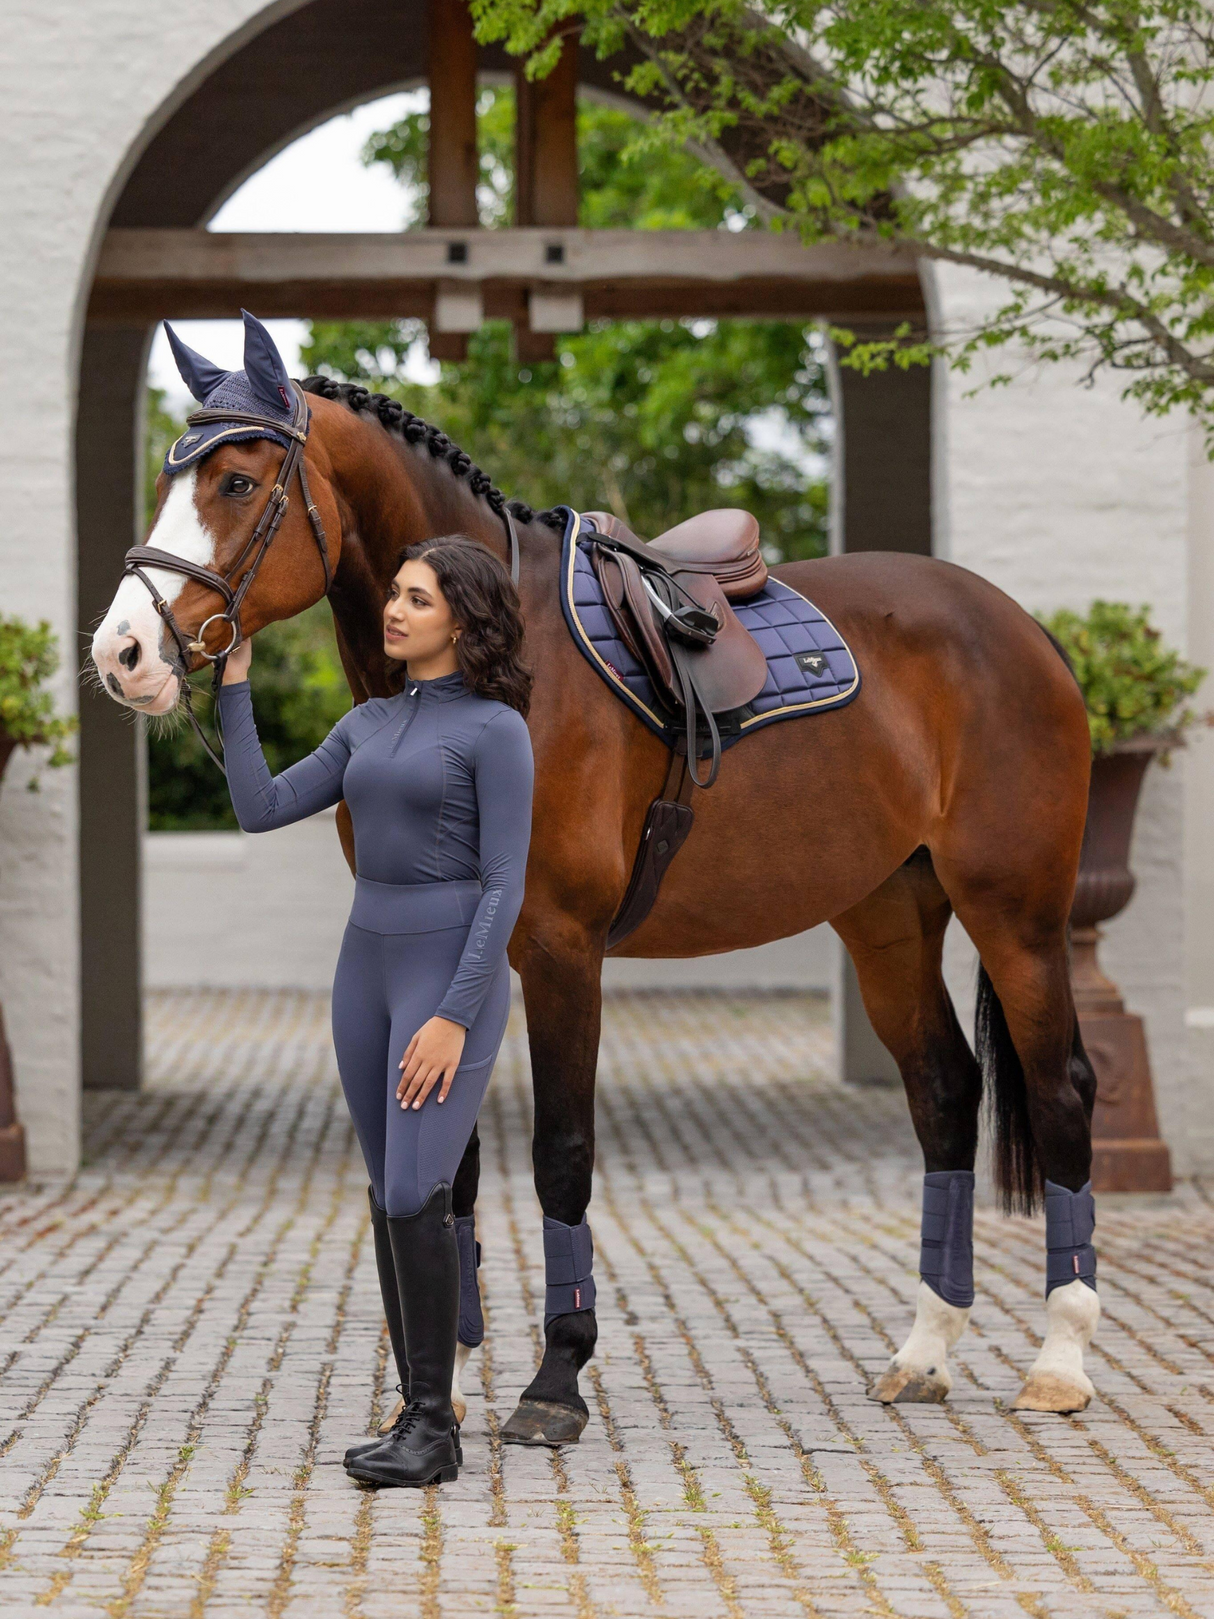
[543,1214,596,1324]
[918,1170,975,1308]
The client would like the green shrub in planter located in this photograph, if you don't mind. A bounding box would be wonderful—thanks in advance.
[0,618,77,789]
[1036,602,1208,755]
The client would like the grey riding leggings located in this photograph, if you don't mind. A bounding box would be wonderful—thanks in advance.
[331,878,512,1217]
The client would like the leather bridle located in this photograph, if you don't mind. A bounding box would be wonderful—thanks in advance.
[122,380,521,773]
[123,381,331,773]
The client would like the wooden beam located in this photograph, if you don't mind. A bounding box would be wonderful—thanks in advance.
[89,229,925,324]
[428,0,479,228]
[515,27,579,230]
[515,24,578,357]
[427,0,479,360]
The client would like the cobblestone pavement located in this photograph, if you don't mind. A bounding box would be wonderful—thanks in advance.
[2,989,1213,1618]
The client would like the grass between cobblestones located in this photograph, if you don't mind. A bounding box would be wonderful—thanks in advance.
[0,988,1212,1617]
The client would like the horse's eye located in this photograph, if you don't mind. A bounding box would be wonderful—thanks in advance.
[223,474,255,497]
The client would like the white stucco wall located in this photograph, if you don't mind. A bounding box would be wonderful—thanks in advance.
[1182,432,1214,1164]
[0,1,302,1174]
[931,264,1203,1171]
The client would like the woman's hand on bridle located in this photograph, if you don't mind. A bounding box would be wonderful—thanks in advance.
[221,636,254,684]
[397,1017,467,1110]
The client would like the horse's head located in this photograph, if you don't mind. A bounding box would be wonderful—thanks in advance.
[91,312,341,715]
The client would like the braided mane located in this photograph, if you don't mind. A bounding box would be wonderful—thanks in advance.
[301,376,566,534]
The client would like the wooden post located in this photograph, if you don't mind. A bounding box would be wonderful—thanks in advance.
[77,322,150,1094]
[831,321,933,1086]
[515,24,580,361]
[428,0,479,361]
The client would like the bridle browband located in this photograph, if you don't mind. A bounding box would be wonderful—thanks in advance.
[121,379,520,774]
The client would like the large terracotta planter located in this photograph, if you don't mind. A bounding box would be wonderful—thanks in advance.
[1070,738,1172,1193]
[0,734,29,1182]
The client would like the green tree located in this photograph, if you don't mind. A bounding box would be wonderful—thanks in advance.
[474,0,1214,431]
[303,89,830,552]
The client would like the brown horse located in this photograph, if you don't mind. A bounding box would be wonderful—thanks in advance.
[92,376,1099,1440]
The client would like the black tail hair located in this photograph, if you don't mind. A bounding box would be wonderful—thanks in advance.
[975,963,1042,1214]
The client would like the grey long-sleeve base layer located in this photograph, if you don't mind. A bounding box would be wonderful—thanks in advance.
[217,669,533,1215]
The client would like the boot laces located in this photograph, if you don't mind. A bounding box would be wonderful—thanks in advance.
[390,1397,427,1438]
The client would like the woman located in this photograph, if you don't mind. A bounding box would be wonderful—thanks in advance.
[217,534,534,1488]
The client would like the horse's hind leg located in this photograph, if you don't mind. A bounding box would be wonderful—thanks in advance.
[967,921,1100,1412]
[939,853,1100,1414]
[832,851,982,1405]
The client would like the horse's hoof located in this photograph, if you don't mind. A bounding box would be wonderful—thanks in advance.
[1012,1372,1092,1413]
[500,1399,588,1447]
[869,1364,950,1404]
[378,1395,404,1436]
[452,1390,467,1426]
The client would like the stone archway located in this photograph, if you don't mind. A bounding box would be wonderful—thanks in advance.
[77,0,932,1089]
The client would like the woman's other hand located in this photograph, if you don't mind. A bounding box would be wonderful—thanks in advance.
[397,1017,467,1110]
[221,636,253,684]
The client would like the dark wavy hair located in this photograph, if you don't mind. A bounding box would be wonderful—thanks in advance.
[385,534,532,717]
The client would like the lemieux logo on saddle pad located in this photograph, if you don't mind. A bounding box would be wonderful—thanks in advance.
[558,507,860,755]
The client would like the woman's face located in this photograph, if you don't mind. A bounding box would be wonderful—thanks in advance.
[384,559,459,666]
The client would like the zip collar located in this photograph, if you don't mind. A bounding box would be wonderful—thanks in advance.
[405,670,469,703]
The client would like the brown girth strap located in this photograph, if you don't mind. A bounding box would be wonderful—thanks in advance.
[606,743,696,951]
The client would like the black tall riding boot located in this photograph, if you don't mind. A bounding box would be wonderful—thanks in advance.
[344,1182,461,1487]
[344,1188,410,1466]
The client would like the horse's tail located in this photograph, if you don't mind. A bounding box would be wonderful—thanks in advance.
[975,962,1041,1215]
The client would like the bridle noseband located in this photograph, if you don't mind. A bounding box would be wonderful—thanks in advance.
[122,381,332,774]
[122,380,521,775]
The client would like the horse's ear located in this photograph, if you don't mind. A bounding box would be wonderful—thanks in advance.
[164,323,228,403]
[241,309,293,414]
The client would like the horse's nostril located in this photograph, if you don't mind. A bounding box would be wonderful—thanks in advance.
[105,673,124,698]
[118,641,140,671]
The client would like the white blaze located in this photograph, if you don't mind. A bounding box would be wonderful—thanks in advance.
[91,470,218,712]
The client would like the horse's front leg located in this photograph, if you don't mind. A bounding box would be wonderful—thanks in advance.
[501,922,603,1446]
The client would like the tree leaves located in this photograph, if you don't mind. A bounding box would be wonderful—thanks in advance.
[472,0,1214,432]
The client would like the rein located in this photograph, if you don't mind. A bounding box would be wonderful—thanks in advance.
[122,383,519,773]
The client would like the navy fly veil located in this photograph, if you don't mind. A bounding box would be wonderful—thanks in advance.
[559,508,860,749]
[162,311,300,472]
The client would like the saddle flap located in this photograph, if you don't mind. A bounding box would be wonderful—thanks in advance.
[589,537,768,718]
[668,570,770,714]
[590,545,675,696]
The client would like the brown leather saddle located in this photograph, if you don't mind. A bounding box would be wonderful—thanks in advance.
[583,509,770,787]
[580,508,771,947]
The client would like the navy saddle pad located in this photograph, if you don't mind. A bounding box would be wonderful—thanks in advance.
[557,507,860,751]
